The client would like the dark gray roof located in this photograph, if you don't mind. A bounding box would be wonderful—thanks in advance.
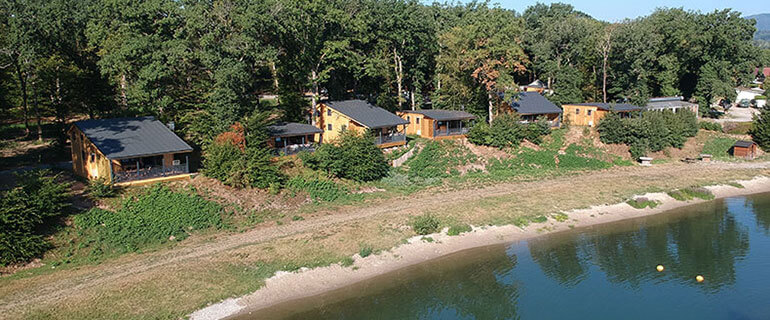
[734,140,756,148]
[509,92,562,115]
[73,117,192,159]
[646,97,698,110]
[525,79,546,88]
[268,122,322,137]
[403,110,476,121]
[324,100,409,129]
[571,102,642,112]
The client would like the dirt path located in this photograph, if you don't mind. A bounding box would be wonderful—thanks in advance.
[2,161,769,314]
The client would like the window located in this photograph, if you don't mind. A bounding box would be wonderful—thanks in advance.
[90,153,96,162]
[416,118,420,124]
[575,108,580,115]
[587,110,592,116]
[327,124,333,131]
[327,109,332,116]
[407,116,411,122]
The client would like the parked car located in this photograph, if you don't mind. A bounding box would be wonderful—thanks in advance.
[738,99,751,108]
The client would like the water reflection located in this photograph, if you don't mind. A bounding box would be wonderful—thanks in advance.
[269,245,521,320]
[529,200,750,291]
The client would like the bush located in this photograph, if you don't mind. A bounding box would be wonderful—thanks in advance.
[411,214,440,235]
[286,177,348,202]
[359,245,373,258]
[468,113,551,149]
[699,121,723,132]
[667,187,714,201]
[750,109,770,151]
[303,130,390,182]
[447,223,472,236]
[627,197,659,209]
[598,110,698,159]
[73,185,222,253]
[0,170,70,266]
[203,124,284,189]
[87,177,116,198]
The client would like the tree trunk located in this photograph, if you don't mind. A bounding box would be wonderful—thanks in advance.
[311,70,318,126]
[271,62,279,91]
[120,73,128,108]
[13,60,31,136]
[488,93,495,123]
[393,48,403,110]
[410,90,416,110]
[602,54,608,103]
[31,78,42,142]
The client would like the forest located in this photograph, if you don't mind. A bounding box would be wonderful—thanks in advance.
[1,0,770,146]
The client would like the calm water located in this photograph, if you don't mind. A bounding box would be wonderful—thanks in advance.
[244,194,770,320]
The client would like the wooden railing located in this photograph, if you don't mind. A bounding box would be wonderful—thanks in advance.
[113,163,188,182]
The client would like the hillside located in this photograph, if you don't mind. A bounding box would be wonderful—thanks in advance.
[746,13,770,41]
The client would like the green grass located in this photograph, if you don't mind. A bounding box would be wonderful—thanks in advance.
[626,197,660,209]
[552,213,569,222]
[667,187,715,201]
[358,245,373,258]
[411,214,440,235]
[447,223,472,236]
[702,136,737,159]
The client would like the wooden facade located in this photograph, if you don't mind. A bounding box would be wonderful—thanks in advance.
[316,102,407,148]
[397,111,473,140]
[732,141,758,160]
[562,103,639,127]
[70,127,112,180]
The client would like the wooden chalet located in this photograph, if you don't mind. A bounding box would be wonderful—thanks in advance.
[397,109,475,140]
[315,99,409,148]
[69,117,193,185]
[562,102,642,127]
[267,122,323,156]
[503,92,562,127]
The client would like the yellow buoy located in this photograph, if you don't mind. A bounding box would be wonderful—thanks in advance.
[696,275,704,283]
[656,265,665,272]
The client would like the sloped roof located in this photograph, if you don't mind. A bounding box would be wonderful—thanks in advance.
[268,122,322,137]
[509,92,562,115]
[403,110,476,121]
[323,100,409,129]
[570,102,642,112]
[646,96,698,109]
[73,117,192,159]
[734,140,756,148]
[525,79,546,88]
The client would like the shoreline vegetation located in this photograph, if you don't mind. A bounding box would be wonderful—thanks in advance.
[0,159,769,319]
[194,175,770,320]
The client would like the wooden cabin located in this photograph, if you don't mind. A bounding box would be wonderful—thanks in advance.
[562,102,642,127]
[267,122,323,156]
[69,117,193,185]
[315,99,409,148]
[502,92,562,127]
[397,110,475,140]
[732,140,758,160]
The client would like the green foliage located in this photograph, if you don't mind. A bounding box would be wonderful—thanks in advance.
[702,136,737,158]
[202,124,284,189]
[87,177,116,199]
[531,215,548,223]
[405,140,476,180]
[626,197,660,209]
[598,110,698,159]
[667,187,715,201]
[468,113,551,149]
[0,170,71,266]
[447,223,472,236]
[73,185,223,254]
[358,245,373,258]
[286,177,348,202]
[302,131,390,182]
[552,213,569,222]
[411,214,440,235]
[699,121,723,132]
[750,109,770,151]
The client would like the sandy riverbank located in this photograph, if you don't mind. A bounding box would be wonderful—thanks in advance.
[190,176,770,320]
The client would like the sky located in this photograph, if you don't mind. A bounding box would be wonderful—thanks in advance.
[491,0,766,22]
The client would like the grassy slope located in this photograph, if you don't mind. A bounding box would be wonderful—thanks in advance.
[1,128,767,319]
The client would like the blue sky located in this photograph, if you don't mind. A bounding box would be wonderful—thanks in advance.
[489,0,766,22]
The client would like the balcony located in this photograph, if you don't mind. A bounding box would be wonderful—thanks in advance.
[434,127,470,137]
[274,143,317,156]
[374,133,406,145]
[113,163,189,183]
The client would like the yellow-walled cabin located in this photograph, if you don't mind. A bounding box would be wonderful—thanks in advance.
[267,122,323,156]
[562,102,642,127]
[397,110,475,140]
[315,100,409,148]
[69,117,193,185]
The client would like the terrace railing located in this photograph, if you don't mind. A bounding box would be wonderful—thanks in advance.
[113,163,189,183]
[434,127,469,136]
[374,133,406,145]
[274,143,316,156]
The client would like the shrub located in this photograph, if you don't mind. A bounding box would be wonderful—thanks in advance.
[87,177,116,198]
[73,185,222,254]
[359,245,373,258]
[531,215,548,223]
[0,170,70,266]
[303,130,390,182]
[447,223,472,236]
[411,214,440,235]
[598,110,698,159]
[468,113,551,149]
[286,177,348,202]
[750,109,770,151]
[627,197,659,209]
[699,121,723,132]
[667,187,714,201]
[202,126,284,189]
